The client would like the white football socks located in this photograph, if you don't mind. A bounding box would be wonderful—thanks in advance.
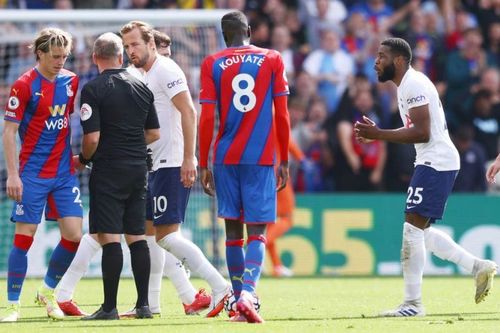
[57,233,100,302]
[402,222,426,303]
[424,227,477,273]
[146,235,165,311]
[163,250,196,305]
[157,231,228,293]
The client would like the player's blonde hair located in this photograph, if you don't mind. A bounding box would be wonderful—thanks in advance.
[31,27,73,60]
[120,21,154,44]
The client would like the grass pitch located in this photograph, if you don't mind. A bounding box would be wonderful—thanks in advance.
[0,277,498,333]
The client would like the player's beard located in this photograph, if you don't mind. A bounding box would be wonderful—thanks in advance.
[377,62,396,82]
[133,51,149,68]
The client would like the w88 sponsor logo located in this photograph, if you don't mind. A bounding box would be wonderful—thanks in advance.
[45,115,69,130]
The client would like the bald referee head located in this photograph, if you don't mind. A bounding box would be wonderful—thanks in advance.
[92,32,124,73]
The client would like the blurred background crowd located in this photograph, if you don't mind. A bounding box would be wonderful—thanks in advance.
[0,0,498,194]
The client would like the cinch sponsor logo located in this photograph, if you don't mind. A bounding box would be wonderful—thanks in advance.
[407,95,426,105]
[167,78,184,89]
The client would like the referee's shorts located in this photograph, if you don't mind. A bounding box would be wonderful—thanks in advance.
[89,160,147,235]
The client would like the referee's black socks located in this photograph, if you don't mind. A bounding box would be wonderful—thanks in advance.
[102,242,123,312]
[129,239,151,308]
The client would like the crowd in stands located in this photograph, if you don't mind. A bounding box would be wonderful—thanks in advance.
[0,0,498,193]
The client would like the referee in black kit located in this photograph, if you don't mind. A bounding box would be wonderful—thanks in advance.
[75,32,160,320]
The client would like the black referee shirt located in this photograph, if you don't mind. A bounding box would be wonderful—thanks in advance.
[79,68,159,162]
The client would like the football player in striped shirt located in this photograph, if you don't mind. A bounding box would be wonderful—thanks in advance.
[199,10,290,323]
[2,28,83,322]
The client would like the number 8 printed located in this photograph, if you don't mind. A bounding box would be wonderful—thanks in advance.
[232,73,256,113]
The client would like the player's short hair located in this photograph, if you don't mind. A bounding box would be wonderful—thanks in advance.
[221,11,248,33]
[120,20,154,44]
[93,32,123,60]
[152,29,171,49]
[31,27,72,60]
[381,37,412,65]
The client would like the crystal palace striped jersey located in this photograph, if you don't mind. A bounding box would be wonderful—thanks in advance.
[4,68,78,178]
[199,45,289,165]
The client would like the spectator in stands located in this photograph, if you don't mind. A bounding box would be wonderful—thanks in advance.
[479,68,499,106]
[290,70,317,107]
[176,0,216,8]
[54,0,73,9]
[299,0,347,50]
[443,5,477,51]
[73,0,114,8]
[445,28,496,130]
[127,0,156,8]
[303,28,355,114]
[468,0,500,47]
[249,17,271,48]
[335,89,386,191]
[486,22,499,58]
[466,67,500,114]
[284,6,307,51]
[404,9,443,82]
[470,89,500,161]
[6,41,32,85]
[453,125,487,192]
[300,98,331,191]
[271,25,302,85]
[341,12,374,74]
[265,0,288,27]
[350,0,419,34]
[11,0,54,9]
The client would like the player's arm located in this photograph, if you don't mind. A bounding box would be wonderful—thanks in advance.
[81,132,100,161]
[199,102,216,196]
[3,121,22,202]
[274,94,290,191]
[78,85,100,167]
[4,80,29,202]
[171,91,197,188]
[486,154,500,183]
[144,99,160,145]
[198,57,216,196]
[355,105,430,144]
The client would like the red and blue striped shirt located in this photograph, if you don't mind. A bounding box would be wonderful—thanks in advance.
[199,45,289,166]
[4,67,78,178]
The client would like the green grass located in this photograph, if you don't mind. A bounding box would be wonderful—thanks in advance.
[0,277,498,333]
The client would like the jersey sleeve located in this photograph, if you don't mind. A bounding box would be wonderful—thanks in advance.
[145,100,160,130]
[68,75,79,115]
[79,83,100,134]
[403,78,430,110]
[162,60,189,100]
[4,80,31,123]
[199,57,216,104]
[272,51,289,97]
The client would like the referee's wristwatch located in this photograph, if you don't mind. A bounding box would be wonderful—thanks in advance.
[78,152,92,165]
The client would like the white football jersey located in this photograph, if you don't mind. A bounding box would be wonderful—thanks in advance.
[140,56,196,170]
[397,67,459,171]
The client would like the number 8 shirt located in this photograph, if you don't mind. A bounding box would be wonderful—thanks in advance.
[199,45,289,166]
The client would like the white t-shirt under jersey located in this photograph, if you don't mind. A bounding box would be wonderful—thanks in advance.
[132,56,195,171]
[397,67,460,171]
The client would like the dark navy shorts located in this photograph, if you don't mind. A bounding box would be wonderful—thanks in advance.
[405,165,458,222]
[146,167,190,225]
[213,164,276,224]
